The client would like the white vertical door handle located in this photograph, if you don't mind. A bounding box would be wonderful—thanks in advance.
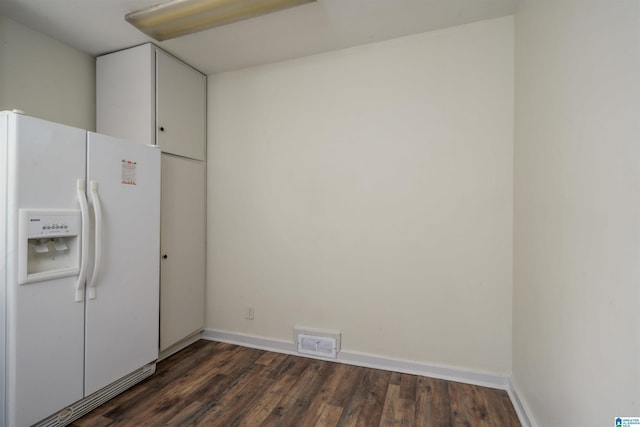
[75,179,90,301]
[88,180,103,299]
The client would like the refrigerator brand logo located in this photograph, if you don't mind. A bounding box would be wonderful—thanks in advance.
[121,159,138,185]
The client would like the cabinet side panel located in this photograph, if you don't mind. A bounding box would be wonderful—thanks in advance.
[97,44,155,145]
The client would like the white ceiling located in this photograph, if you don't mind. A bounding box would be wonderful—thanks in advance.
[0,0,518,75]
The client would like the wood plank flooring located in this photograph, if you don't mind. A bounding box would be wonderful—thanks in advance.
[72,340,521,426]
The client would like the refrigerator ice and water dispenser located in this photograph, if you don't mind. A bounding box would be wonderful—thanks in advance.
[17,209,81,284]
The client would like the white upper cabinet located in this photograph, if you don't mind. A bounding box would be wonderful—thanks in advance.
[97,43,206,161]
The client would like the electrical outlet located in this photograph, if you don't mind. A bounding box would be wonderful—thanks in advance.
[245,307,254,320]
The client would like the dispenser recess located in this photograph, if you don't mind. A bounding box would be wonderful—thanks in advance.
[18,209,82,284]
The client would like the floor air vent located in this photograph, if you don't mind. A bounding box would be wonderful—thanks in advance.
[295,328,341,359]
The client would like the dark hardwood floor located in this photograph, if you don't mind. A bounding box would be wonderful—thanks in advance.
[72,340,521,426]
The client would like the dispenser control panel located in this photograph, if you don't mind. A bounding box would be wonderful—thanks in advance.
[25,213,80,238]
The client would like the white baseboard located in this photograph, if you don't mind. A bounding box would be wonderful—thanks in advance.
[202,329,537,426]
[202,328,298,354]
[159,330,203,362]
[201,329,509,390]
[506,377,536,427]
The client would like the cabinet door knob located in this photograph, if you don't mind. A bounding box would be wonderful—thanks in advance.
[162,254,168,259]
[159,126,165,132]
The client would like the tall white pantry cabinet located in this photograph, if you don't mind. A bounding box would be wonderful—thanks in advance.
[96,43,206,356]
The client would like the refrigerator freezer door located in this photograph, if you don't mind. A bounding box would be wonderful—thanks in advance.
[84,132,160,396]
[6,114,86,426]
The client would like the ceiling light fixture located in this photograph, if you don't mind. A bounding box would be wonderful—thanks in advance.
[125,0,316,41]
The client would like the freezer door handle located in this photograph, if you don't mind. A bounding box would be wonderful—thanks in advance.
[87,180,103,299]
[75,179,90,301]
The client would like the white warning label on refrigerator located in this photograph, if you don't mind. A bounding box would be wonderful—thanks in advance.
[121,160,137,185]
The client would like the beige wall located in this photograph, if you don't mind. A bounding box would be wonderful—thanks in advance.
[513,1,640,425]
[207,17,514,374]
[4,4,639,422]
[0,16,95,130]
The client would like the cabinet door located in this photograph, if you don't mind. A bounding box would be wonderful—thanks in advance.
[160,154,206,351]
[156,50,206,161]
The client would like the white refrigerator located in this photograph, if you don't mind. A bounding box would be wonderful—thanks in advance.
[0,111,161,426]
